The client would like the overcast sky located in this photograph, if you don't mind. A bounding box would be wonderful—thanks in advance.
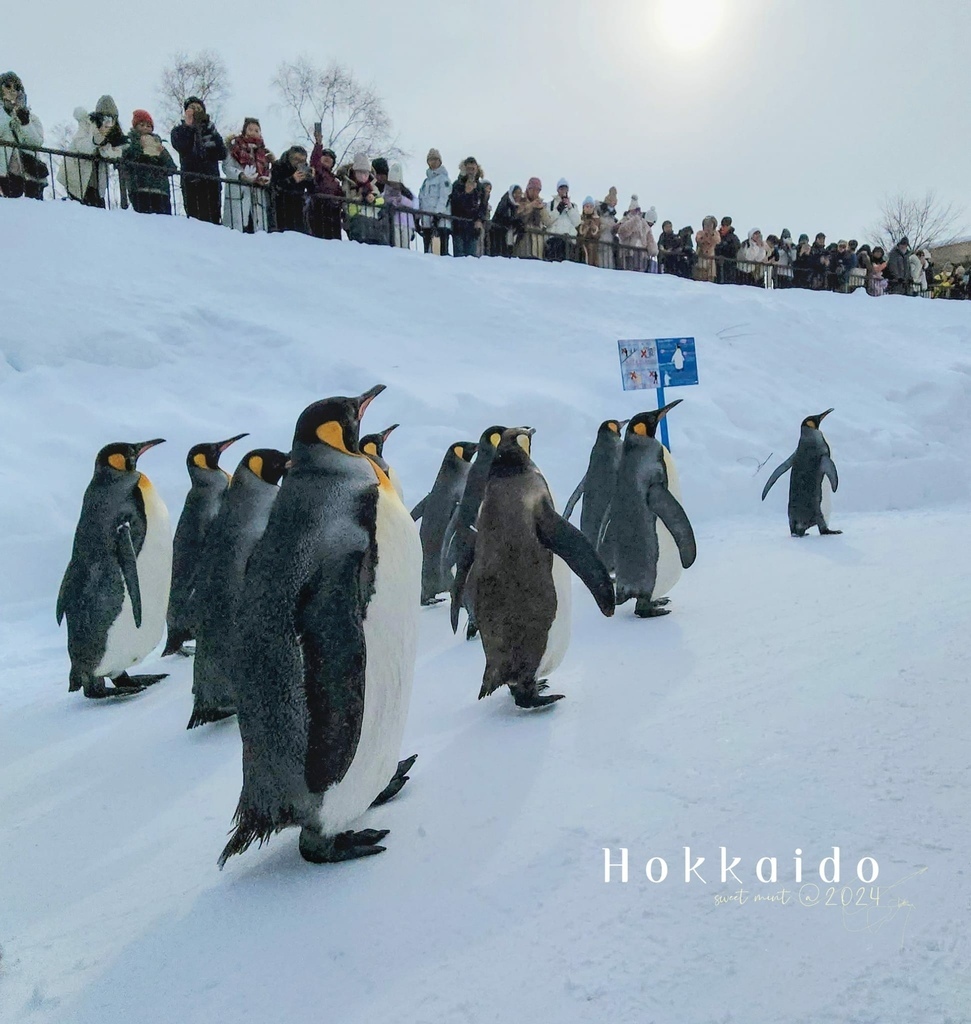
[7,0,968,242]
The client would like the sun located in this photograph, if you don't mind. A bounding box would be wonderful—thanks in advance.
[657,0,723,51]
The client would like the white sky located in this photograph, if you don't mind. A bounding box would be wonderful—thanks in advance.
[7,0,968,241]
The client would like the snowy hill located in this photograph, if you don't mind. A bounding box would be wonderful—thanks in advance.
[1,201,970,1024]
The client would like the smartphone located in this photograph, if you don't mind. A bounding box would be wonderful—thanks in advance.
[313,121,322,137]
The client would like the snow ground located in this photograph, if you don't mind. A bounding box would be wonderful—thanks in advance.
[1,201,969,1023]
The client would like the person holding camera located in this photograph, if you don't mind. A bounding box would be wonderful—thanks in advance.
[308,128,344,241]
[0,71,46,200]
[270,146,314,233]
[223,117,273,233]
[170,96,226,224]
[58,96,126,208]
[448,156,487,258]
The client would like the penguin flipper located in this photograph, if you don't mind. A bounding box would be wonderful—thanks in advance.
[410,495,428,521]
[56,564,73,626]
[821,455,839,492]
[450,529,475,634]
[535,500,615,617]
[647,487,697,569]
[761,453,795,500]
[562,475,586,521]
[115,521,143,628]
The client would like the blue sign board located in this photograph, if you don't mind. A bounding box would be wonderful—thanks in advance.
[617,337,699,450]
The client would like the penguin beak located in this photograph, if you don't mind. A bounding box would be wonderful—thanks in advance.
[381,423,400,442]
[134,438,165,459]
[656,399,683,421]
[618,419,630,428]
[518,427,536,438]
[817,408,834,423]
[217,432,249,453]
[355,384,386,420]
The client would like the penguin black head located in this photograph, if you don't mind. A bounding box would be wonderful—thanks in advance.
[360,423,399,460]
[478,425,508,452]
[240,448,289,486]
[293,384,385,453]
[450,441,478,462]
[599,418,629,437]
[95,438,165,475]
[801,408,833,432]
[626,400,682,440]
[493,427,536,468]
[186,433,249,471]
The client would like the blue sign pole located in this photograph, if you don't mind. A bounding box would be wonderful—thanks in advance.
[656,385,671,450]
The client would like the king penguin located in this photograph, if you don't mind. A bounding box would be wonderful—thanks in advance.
[446,424,507,638]
[359,423,404,501]
[410,440,477,604]
[607,402,697,617]
[562,418,628,571]
[761,408,841,537]
[219,386,422,867]
[163,433,248,655]
[57,439,172,698]
[453,427,615,708]
[188,448,289,729]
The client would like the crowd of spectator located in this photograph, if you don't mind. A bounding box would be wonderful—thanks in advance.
[2,70,968,300]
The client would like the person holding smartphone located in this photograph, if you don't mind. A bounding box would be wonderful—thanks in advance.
[170,96,227,224]
[0,71,46,199]
[309,124,344,240]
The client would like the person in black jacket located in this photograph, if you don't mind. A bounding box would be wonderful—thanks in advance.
[885,237,913,295]
[490,184,523,257]
[170,96,226,224]
[714,216,740,283]
[449,156,487,257]
[270,146,314,233]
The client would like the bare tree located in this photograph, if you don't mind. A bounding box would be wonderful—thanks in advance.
[156,50,231,131]
[271,57,404,165]
[869,190,965,253]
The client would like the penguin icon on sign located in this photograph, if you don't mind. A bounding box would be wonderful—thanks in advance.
[673,344,686,371]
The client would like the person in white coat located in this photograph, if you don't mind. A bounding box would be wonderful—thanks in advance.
[58,96,126,208]
[222,118,272,233]
[0,71,46,199]
[909,248,929,296]
[418,147,451,254]
[736,228,770,287]
[544,177,580,261]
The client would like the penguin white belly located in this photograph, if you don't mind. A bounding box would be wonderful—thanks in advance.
[821,439,834,522]
[389,465,405,503]
[96,477,172,677]
[537,553,573,678]
[316,485,421,833]
[653,448,683,599]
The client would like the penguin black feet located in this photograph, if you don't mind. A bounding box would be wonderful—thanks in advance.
[370,754,418,807]
[186,705,236,729]
[634,597,671,618]
[511,679,565,709]
[819,527,843,535]
[80,671,167,699]
[298,827,390,863]
[116,671,168,687]
[162,630,192,657]
[421,595,446,606]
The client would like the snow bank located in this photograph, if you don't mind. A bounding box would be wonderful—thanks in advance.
[1,201,969,1024]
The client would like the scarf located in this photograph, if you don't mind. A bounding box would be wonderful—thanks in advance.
[230,134,271,178]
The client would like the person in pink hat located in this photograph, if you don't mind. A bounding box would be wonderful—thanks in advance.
[515,176,550,259]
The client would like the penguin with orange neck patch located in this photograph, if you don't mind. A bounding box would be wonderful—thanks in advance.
[57,440,172,697]
[163,433,248,655]
[360,423,404,500]
[761,409,840,537]
[220,387,421,867]
[606,402,697,617]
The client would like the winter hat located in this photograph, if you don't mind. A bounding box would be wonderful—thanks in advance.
[463,155,478,167]
[319,147,336,163]
[781,228,791,240]
[95,95,118,118]
[583,195,595,207]
[644,206,657,224]
[183,96,205,111]
[897,236,910,247]
[388,161,403,183]
[527,176,542,191]
[627,194,641,213]
[372,157,389,176]
[747,228,761,241]
[508,184,521,198]
[798,233,809,244]
[426,147,441,162]
[131,109,154,130]
[352,152,370,174]
[556,177,569,189]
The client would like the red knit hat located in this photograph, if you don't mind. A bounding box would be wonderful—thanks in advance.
[132,109,154,130]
